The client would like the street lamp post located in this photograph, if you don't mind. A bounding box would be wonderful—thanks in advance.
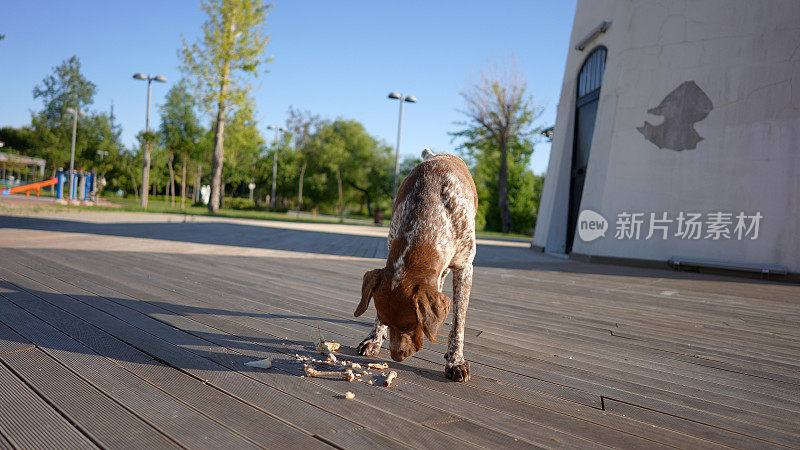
[387,92,417,202]
[267,125,287,210]
[65,107,87,200]
[133,73,167,209]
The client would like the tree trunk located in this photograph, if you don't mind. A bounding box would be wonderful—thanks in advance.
[181,157,187,210]
[195,165,202,203]
[336,168,344,222]
[141,145,151,209]
[497,138,513,233]
[298,161,306,212]
[128,168,139,200]
[168,154,175,207]
[348,181,372,217]
[208,67,230,214]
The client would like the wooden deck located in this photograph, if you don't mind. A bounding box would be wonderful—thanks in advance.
[0,211,798,449]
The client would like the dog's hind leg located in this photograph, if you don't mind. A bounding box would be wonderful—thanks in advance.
[357,317,388,356]
[444,264,472,382]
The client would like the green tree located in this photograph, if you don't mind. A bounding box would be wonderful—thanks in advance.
[451,62,542,233]
[285,107,323,211]
[160,79,205,208]
[465,133,544,234]
[33,55,96,125]
[30,56,97,174]
[334,120,393,217]
[221,96,264,203]
[0,126,36,154]
[298,119,393,219]
[180,0,272,214]
[80,109,126,195]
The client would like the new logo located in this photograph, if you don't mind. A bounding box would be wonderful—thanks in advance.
[577,209,608,242]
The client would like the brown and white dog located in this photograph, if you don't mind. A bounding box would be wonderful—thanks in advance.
[354,149,477,382]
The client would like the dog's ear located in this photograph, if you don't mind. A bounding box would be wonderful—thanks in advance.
[355,269,383,317]
[415,287,451,343]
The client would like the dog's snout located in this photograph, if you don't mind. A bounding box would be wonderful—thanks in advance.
[390,346,414,362]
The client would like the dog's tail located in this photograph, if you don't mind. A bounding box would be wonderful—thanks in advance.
[421,148,437,161]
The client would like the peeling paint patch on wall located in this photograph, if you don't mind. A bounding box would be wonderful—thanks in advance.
[637,80,713,151]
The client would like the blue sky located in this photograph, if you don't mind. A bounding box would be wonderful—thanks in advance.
[1,1,576,174]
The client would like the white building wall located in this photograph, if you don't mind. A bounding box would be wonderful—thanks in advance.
[534,0,800,272]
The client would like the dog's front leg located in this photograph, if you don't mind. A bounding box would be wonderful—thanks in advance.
[357,317,388,356]
[445,264,472,382]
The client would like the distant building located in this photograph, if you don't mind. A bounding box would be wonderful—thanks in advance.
[533,0,800,276]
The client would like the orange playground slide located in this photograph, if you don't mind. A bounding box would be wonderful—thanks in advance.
[1,178,58,197]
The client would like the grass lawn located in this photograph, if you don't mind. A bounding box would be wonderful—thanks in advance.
[1,194,533,241]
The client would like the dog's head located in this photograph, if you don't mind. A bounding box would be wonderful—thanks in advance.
[354,268,451,361]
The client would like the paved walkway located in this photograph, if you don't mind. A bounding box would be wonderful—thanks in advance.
[0,209,798,448]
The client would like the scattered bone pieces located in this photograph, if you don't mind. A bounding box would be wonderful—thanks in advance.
[317,341,338,362]
[351,363,362,369]
[317,341,340,352]
[367,379,374,385]
[345,391,356,400]
[316,327,340,362]
[367,363,388,370]
[304,365,356,382]
[384,371,398,387]
[244,357,273,369]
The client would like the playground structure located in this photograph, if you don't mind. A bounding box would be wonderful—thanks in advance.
[0,177,57,197]
[1,169,96,203]
[55,169,96,202]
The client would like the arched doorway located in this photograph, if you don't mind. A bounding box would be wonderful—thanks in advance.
[566,46,606,253]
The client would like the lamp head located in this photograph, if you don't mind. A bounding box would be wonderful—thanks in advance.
[133,73,147,80]
[388,92,402,100]
[154,75,167,82]
[404,95,418,103]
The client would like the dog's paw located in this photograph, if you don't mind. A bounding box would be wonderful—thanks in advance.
[445,361,470,382]
[357,337,383,356]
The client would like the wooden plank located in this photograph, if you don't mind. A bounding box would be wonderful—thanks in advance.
[0,249,611,448]
[0,290,278,450]
[15,250,760,448]
[459,319,800,408]
[35,248,604,408]
[313,427,410,450]
[602,398,787,449]
[0,432,14,450]
[127,251,800,432]
[90,249,606,407]
[2,347,181,450]
[1,263,580,449]
[6,244,800,448]
[115,251,800,444]
[0,362,97,450]
[0,261,500,449]
[0,322,180,450]
[0,281,348,448]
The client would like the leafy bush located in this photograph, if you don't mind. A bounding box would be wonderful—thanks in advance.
[225,197,256,210]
